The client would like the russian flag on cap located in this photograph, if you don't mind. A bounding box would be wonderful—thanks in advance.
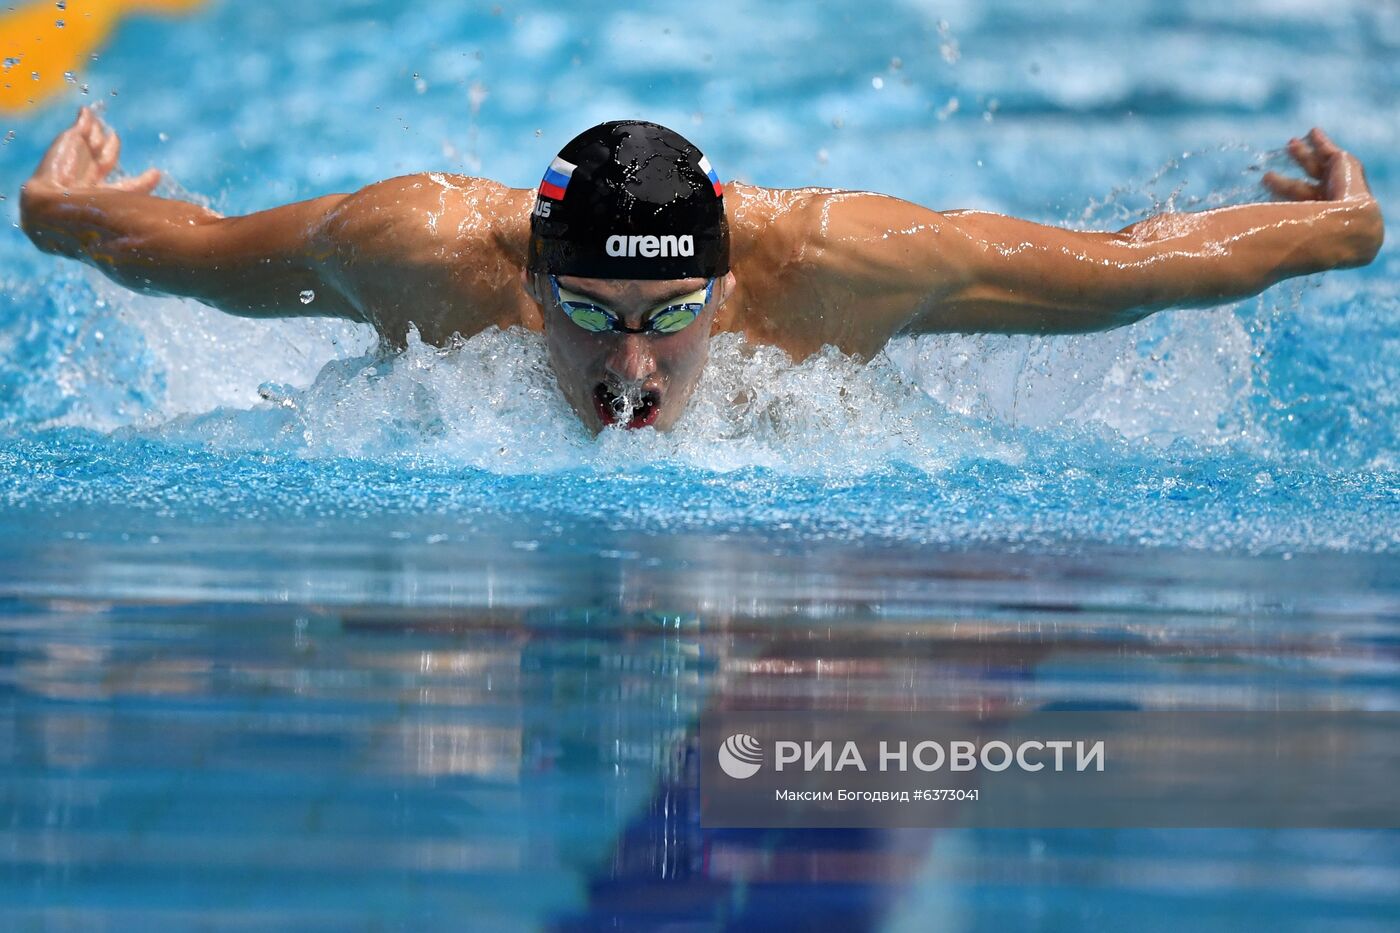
[699,155,723,197]
[539,156,576,201]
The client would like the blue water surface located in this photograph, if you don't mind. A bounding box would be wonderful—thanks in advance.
[1,0,1398,930]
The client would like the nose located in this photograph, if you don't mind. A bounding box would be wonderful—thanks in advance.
[604,334,656,385]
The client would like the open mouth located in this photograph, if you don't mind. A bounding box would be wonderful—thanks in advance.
[594,383,661,430]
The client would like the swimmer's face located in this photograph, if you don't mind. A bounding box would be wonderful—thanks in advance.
[526,271,734,433]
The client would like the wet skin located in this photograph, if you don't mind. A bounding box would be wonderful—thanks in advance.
[19,108,1385,434]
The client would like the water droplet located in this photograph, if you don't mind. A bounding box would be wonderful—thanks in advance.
[468,81,488,114]
[871,76,884,90]
[158,131,168,142]
[31,71,40,81]
[56,0,67,9]
[937,20,961,64]
[55,19,65,28]
[299,289,316,305]
[109,89,118,97]
[63,70,74,83]
[79,84,89,95]
[2,131,15,145]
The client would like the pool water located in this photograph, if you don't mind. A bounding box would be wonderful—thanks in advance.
[1,0,1398,929]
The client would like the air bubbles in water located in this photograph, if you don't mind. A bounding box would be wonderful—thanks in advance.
[937,20,960,64]
[299,290,316,305]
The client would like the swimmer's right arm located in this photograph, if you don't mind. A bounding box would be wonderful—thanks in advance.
[20,108,362,320]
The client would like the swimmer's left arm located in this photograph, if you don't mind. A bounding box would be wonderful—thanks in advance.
[801,129,1382,343]
[20,107,363,322]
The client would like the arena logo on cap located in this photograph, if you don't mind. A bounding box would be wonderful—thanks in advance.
[605,234,695,258]
[539,156,577,201]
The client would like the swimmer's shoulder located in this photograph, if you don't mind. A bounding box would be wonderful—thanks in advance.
[721,182,873,350]
[319,173,532,265]
[722,181,957,358]
[724,181,829,265]
[315,173,536,347]
[726,181,915,283]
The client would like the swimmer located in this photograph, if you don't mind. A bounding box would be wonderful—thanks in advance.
[19,107,1383,432]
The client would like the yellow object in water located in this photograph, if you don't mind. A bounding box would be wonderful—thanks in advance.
[0,0,207,114]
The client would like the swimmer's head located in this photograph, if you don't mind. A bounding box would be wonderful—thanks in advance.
[524,121,735,433]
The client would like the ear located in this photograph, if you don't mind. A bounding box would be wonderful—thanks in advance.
[718,270,737,305]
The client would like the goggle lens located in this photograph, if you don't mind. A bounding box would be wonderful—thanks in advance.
[551,276,712,335]
[564,304,614,333]
[648,306,701,334]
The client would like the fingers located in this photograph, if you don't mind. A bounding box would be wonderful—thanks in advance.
[111,167,162,194]
[1285,128,1347,180]
[98,130,121,175]
[1307,127,1340,159]
[83,109,105,153]
[1287,137,1324,179]
[1262,171,1322,201]
[57,106,160,195]
[74,106,125,181]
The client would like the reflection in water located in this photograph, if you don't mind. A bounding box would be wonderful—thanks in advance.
[2,559,1397,929]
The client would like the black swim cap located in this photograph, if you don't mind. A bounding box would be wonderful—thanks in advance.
[527,120,729,280]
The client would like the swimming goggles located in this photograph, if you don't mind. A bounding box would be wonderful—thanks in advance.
[549,275,713,335]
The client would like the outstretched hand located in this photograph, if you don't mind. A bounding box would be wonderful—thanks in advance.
[1262,128,1373,204]
[24,106,161,196]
